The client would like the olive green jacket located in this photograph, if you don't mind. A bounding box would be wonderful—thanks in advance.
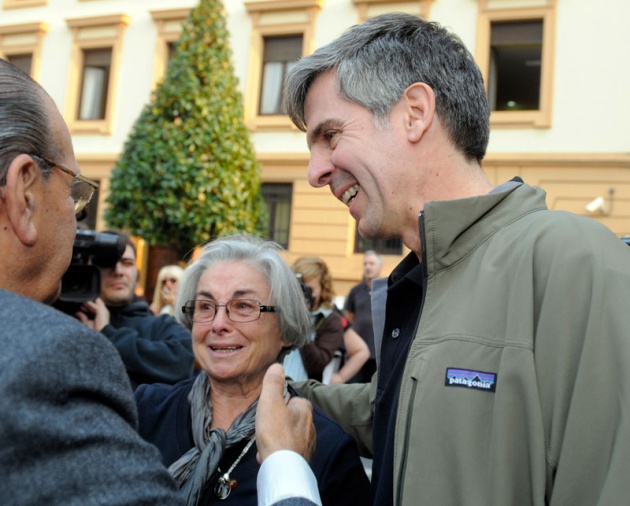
[297,182,630,505]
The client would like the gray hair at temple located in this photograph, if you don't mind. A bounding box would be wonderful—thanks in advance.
[176,234,311,356]
[284,12,490,163]
[0,58,58,185]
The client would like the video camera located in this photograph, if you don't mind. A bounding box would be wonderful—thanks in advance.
[53,229,126,314]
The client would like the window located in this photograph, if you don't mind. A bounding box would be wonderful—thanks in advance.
[354,224,402,255]
[78,48,111,120]
[244,0,322,130]
[259,35,302,115]
[476,0,557,128]
[262,183,293,248]
[65,14,129,134]
[352,0,434,23]
[489,20,542,112]
[6,53,32,75]
[150,9,190,88]
[0,22,48,79]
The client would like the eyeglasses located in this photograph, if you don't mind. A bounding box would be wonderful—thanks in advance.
[182,299,277,323]
[162,278,178,285]
[30,154,99,213]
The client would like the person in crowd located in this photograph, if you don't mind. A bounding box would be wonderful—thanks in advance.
[0,57,183,505]
[134,235,370,505]
[284,12,630,505]
[344,250,382,382]
[151,264,185,316]
[283,257,344,382]
[76,230,194,388]
[325,308,369,385]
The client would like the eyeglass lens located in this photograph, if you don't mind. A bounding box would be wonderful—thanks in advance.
[188,299,262,323]
[71,179,95,213]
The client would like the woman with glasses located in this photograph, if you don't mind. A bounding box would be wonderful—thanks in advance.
[134,235,370,506]
[150,264,184,316]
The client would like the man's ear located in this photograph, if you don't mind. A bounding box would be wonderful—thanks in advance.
[3,154,40,246]
[403,82,436,144]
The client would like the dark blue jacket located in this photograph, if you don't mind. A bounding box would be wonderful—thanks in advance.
[102,300,194,388]
[136,376,371,506]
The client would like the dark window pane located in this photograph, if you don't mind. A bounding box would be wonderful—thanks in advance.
[78,48,112,120]
[259,35,302,115]
[489,20,543,111]
[354,223,402,255]
[7,54,33,76]
[167,41,177,62]
[262,183,292,248]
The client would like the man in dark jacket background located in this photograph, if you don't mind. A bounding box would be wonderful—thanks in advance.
[77,230,194,388]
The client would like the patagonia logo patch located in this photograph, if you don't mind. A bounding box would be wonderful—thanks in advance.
[445,368,497,393]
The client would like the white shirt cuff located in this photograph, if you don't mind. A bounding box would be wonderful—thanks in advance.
[257,450,322,506]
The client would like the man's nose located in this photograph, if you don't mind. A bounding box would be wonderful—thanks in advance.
[307,149,333,188]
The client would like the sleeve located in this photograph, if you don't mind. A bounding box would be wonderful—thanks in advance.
[532,219,630,505]
[0,324,184,505]
[300,313,344,381]
[257,451,322,506]
[292,380,375,457]
[102,314,194,384]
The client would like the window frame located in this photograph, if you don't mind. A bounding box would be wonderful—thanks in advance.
[352,0,434,23]
[2,0,47,9]
[475,0,557,128]
[64,14,129,135]
[244,0,322,131]
[0,22,48,79]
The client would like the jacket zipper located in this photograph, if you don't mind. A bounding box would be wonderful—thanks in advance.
[395,211,429,505]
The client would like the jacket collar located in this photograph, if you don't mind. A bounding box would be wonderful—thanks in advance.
[421,182,547,273]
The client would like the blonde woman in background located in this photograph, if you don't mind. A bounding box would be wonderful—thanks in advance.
[150,265,184,316]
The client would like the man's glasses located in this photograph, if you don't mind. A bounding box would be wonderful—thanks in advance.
[30,154,99,213]
[182,299,277,323]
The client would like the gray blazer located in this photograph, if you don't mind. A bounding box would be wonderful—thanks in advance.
[0,289,184,505]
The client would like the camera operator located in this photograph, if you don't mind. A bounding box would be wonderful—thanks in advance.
[76,230,194,389]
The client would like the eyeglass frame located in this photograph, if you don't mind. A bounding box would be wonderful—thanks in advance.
[181,298,277,324]
[29,153,99,213]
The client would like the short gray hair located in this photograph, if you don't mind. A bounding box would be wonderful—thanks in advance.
[284,12,490,163]
[176,235,311,355]
[0,59,57,185]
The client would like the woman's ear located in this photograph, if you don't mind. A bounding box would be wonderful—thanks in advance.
[2,154,40,246]
[403,82,436,144]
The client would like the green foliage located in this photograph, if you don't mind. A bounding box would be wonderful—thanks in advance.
[105,0,267,256]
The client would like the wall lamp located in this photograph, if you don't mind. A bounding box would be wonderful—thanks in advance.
[585,187,615,216]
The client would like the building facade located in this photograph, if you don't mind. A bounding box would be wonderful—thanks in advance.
[2,0,629,296]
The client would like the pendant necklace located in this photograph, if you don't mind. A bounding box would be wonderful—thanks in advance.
[214,435,256,500]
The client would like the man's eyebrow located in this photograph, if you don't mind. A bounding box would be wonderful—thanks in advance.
[306,119,340,148]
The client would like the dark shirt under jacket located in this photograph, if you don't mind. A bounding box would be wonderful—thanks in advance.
[372,253,424,506]
[135,376,371,506]
[344,281,375,357]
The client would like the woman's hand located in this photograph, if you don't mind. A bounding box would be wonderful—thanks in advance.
[256,364,316,463]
